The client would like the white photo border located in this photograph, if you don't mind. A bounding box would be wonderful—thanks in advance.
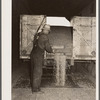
[1,0,99,100]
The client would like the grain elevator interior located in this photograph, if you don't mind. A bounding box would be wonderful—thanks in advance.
[12,0,96,100]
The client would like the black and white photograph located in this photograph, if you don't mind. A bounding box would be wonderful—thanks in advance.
[2,0,98,100]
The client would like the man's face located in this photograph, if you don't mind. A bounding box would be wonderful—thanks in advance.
[43,29,50,34]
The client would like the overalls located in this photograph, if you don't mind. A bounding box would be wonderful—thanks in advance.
[30,33,53,92]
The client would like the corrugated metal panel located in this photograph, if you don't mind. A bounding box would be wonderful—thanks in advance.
[71,16,96,60]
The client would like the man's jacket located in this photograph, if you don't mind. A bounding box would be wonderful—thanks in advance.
[32,32,53,54]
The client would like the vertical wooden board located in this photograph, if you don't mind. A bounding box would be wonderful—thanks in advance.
[22,23,28,48]
[92,17,96,51]
[92,17,96,26]
[92,26,96,51]
[73,30,81,56]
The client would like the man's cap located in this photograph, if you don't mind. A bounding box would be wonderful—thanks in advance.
[43,24,50,30]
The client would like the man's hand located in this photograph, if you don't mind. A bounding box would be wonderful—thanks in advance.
[52,49,55,54]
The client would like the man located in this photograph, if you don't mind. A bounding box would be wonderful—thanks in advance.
[30,24,53,93]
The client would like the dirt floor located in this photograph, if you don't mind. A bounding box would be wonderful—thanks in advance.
[12,64,96,100]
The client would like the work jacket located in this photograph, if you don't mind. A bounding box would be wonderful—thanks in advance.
[30,32,53,57]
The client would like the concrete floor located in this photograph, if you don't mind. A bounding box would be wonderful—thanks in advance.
[12,62,96,100]
[12,88,95,100]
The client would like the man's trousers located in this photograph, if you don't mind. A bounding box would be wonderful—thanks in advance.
[30,54,43,91]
